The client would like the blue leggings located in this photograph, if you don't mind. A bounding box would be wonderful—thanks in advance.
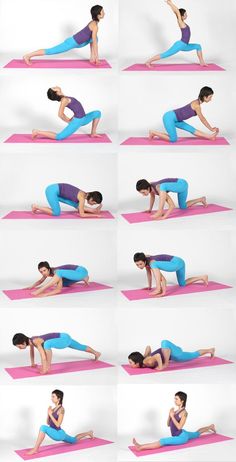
[160,40,202,59]
[160,429,200,447]
[160,179,188,209]
[55,266,89,286]
[161,340,200,361]
[45,36,92,55]
[44,332,87,352]
[163,110,196,143]
[150,256,186,286]
[55,111,101,140]
[45,184,78,216]
[40,425,76,444]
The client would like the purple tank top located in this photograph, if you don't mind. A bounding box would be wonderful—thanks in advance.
[58,184,80,203]
[73,24,92,45]
[66,97,86,119]
[150,348,165,364]
[54,264,78,272]
[181,24,190,44]
[170,409,184,436]
[49,405,62,430]
[147,255,174,266]
[31,333,60,344]
[151,179,178,195]
[174,103,196,122]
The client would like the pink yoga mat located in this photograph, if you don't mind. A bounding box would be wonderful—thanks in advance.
[122,356,233,376]
[3,281,112,301]
[2,210,114,220]
[4,59,111,69]
[5,359,114,379]
[129,433,233,457]
[122,281,232,301]
[4,133,111,144]
[124,63,225,72]
[121,136,229,146]
[15,437,113,460]
[122,204,232,224]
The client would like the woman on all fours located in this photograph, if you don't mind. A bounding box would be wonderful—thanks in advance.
[32,183,103,217]
[134,253,208,297]
[128,340,215,370]
[13,332,101,375]
[32,87,101,141]
[27,390,94,455]
[146,1,206,67]
[149,87,219,143]
[133,391,216,451]
[24,5,104,66]
[136,178,207,220]
[27,261,89,297]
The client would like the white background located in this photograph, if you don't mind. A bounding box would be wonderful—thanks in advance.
[0,385,117,462]
[119,0,236,68]
[118,384,236,461]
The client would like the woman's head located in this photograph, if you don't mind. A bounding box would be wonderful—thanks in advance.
[87,191,103,205]
[47,87,63,102]
[128,352,144,368]
[91,5,104,21]
[133,252,147,269]
[136,179,151,196]
[38,261,53,277]
[179,8,187,20]
[12,333,29,349]
[175,391,187,408]
[198,86,214,103]
[52,389,64,405]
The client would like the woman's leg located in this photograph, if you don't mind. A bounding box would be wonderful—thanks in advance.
[69,338,101,360]
[133,438,162,450]
[32,184,61,216]
[145,41,183,66]
[149,111,178,143]
[75,430,94,441]
[27,429,46,454]
[176,121,218,140]
[197,424,216,434]
[23,37,78,65]
[185,275,208,286]
[79,110,102,137]
[32,129,57,140]
[27,425,63,454]
[198,348,215,357]
[186,197,207,208]
[182,42,207,66]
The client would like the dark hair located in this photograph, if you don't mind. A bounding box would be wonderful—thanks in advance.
[47,88,63,102]
[87,191,103,204]
[136,179,151,192]
[12,333,30,346]
[175,391,187,408]
[38,261,54,276]
[179,8,186,18]
[198,86,214,102]
[133,252,147,264]
[91,5,103,21]
[52,389,64,404]
[128,352,144,367]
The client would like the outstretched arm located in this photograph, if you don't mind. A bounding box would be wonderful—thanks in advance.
[25,276,46,290]
[165,0,185,27]
[32,275,63,297]
[195,105,218,132]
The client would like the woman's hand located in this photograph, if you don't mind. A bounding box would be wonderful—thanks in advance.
[48,406,53,416]
[169,407,175,418]
[31,289,42,296]
[211,127,219,133]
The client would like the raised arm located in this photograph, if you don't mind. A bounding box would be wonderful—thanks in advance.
[144,345,151,357]
[58,98,71,123]
[166,0,185,27]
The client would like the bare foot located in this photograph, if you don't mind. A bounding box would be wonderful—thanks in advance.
[201,196,208,207]
[88,430,94,438]
[149,130,156,140]
[209,131,218,141]
[83,276,89,286]
[209,424,216,433]
[202,275,209,286]
[90,133,102,138]
[133,438,141,450]
[94,351,101,361]
[145,61,152,68]
[200,62,208,67]
[23,54,32,66]
[32,129,38,139]
[210,348,215,358]
[31,204,38,213]
[27,449,38,455]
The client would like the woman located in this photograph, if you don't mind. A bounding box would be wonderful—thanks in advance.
[27,389,94,455]
[128,340,215,370]
[32,87,101,141]
[27,261,89,297]
[12,332,101,374]
[133,252,208,297]
[136,178,207,220]
[149,87,219,143]
[146,1,206,67]
[133,391,216,451]
[32,183,103,217]
[23,5,104,66]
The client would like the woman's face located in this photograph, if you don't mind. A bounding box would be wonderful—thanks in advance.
[39,266,50,277]
[99,8,105,19]
[135,260,146,270]
[204,95,213,103]
[51,393,59,405]
[87,198,98,206]
[16,343,27,350]
[174,395,184,407]
[183,12,187,20]
[128,358,140,368]
[139,189,149,197]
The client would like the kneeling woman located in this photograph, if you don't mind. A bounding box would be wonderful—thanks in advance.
[149,87,219,143]
[24,5,104,66]
[13,332,101,374]
[134,253,208,297]
[32,183,103,217]
[32,87,101,141]
[27,389,94,455]
[128,340,215,370]
[136,178,207,220]
[133,391,216,451]
[28,261,89,297]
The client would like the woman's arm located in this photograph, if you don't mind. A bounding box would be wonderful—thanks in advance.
[194,105,217,132]
[32,275,62,297]
[33,340,49,373]
[153,353,164,370]
[167,408,174,426]
[169,410,188,430]
[78,193,101,217]
[146,267,152,289]
[144,345,151,358]
[91,24,99,62]
[147,192,155,212]
[30,344,35,366]
[151,267,161,292]
[58,98,72,123]
[25,276,46,290]
[48,407,65,428]
[166,0,185,27]
[161,194,175,219]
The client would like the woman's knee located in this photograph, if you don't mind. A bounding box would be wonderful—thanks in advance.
[161,340,169,348]
[40,425,48,433]
[196,44,202,51]
[56,132,67,141]
[170,135,178,143]
[93,110,101,119]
